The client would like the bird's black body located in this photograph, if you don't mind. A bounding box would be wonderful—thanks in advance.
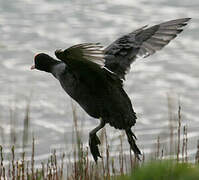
[54,60,136,130]
[32,18,190,162]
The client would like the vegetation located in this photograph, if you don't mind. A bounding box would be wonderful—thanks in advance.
[117,161,199,180]
[0,97,199,179]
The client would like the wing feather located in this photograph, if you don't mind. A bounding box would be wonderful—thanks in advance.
[104,18,191,79]
[55,43,105,67]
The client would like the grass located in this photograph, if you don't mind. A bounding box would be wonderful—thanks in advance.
[0,96,199,179]
[117,160,199,180]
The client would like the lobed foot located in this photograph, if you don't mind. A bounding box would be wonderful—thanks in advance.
[89,133,102,162]
[126,129,141,161]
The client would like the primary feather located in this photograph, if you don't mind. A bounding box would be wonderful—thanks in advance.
[104,18,191,79]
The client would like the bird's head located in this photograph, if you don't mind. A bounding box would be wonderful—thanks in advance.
[31,53,58,73]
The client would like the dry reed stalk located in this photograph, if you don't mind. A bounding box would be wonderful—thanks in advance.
[177,104,181,162]
[156,136,160,159]
[41,162,45,179]
[60,153,65,179]
[31,138,35,180]
[0,125,5,147]
[11,146,15,180]
[195,140,199,164]
[89,163,93,180]
[84,147,89,180]
[35,169,39,180]
[182,126,186,162]
[48,158,52,180]
[167,95,174,156]
[104,130,110,180]
[161,149,164,160]
[100,129,105,179]
[46,160,49,179]
[119,134,124,175]
[124,153,127,174]
[53,150,58,180]
[101,150,105,179]
[0,145,3,167]
[185,126,188,162]
[111,158,115,177]
[26,161,29,180]
[8,163,11,178]
[16,160,19,179]
[10,107,17,145]
[2,166,5,180]
[23,102,30,150]
[142,151,145,164]
[21,152,25,180]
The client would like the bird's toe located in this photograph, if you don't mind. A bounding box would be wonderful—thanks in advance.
[89,134,102,162]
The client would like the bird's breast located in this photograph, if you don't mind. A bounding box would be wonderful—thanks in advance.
[51,63,67,79]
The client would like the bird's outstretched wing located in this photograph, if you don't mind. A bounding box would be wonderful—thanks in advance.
[104,18,191,80]
[55,43,105,68]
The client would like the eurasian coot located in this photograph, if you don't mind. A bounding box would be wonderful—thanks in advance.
[31,18,190,162]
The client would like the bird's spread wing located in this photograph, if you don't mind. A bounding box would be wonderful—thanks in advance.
[104,18,191,80]
[55,43,105,68]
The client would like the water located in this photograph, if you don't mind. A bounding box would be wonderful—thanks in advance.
[0,0,198,163]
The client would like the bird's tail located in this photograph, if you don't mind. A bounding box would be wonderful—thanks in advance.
[125,129,141,160]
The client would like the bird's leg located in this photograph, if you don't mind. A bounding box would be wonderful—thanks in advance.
[125,128,141,160]
[89,118,105,162]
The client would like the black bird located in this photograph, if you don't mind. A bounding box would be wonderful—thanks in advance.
[31,18,190,162]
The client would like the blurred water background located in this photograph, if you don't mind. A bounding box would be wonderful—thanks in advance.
[0,0,198,164]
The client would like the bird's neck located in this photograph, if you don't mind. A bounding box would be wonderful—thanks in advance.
[43,59,60,73]
[51,62,67,79]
